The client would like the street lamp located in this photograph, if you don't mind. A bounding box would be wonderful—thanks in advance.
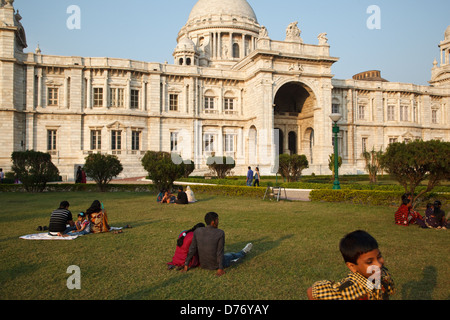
[329,113,342,190]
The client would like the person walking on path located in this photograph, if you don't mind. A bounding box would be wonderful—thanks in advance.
[246,167,253,186]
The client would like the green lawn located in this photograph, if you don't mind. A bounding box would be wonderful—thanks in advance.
[0,192,448,300]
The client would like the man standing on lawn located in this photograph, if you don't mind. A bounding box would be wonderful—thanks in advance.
[183,212,252,277]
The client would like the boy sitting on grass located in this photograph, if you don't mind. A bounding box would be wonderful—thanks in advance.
[307,230,395,300]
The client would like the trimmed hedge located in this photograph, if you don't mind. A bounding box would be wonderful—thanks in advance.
[0,183,266,198]
[309,189,450,207]
[189,184,266,198]
[0,183,156,193]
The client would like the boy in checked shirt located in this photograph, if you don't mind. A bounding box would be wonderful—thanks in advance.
[307,230,395,300]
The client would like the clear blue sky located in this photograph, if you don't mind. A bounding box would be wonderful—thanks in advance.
[15,0,450,86]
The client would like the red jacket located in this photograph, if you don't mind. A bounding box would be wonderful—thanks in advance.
[168,231,200,267]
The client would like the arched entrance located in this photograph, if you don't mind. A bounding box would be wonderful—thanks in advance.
[273,81,316,157]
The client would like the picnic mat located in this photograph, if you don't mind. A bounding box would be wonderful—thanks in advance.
[20,227,123,240]
[20,233,79,240]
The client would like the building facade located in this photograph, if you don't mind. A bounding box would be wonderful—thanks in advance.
[0,0,449,181]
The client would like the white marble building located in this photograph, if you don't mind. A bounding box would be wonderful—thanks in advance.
[0,0,449,181]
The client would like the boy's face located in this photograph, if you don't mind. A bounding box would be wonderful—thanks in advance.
[346,249,385,278]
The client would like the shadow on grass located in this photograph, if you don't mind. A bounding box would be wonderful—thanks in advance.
[120,273,194,300]
[119,235,294,300]
[401,265,437,300]
[226,235,294,267]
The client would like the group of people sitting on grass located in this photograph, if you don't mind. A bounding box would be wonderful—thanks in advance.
[46,200,127,237]
[157,186,196,205]
[395,193,448,229]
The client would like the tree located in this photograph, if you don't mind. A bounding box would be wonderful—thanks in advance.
[362,147,384,183]
[206,156,235,179]
[141,151,185,191]
[83,153,123,192]
[278,154,309,182]
[11,150,60,193]
[182,160,195,178]
[328,153,342,179]
[380,140,450,204]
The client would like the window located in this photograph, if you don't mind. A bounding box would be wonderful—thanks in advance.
[432,109,438,124]
[233,43,240,58]
[332,103,340,114]
[389,138,398,144]
[204,134,215,152]
[48,88,58,106]
[224,98,235,114]
[110,88,124,107]
[170,132,178,152]
[169,94,178,111]
[358,105,366,120]
[131,89,139,109]
[90,130,101,150]
[47,130,57,151]
[93,88,103,107]
[387,105,395,121]
[362,137,368,153]
[205,97,215,113]
[132,131,141,151]
[224,134,235,153]
[111,130,122,150]
[400,105,408,122]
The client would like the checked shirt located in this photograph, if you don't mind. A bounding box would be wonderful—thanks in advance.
[311,267,395,300]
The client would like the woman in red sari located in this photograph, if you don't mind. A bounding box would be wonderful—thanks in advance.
[395,193,425,227]
[167,223,205,270]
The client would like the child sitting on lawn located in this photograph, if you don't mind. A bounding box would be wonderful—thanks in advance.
[307,230,396,300]
[69,212,91,236]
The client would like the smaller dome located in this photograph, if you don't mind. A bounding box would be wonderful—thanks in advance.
[445,25,450,40]
[175,37,196,52]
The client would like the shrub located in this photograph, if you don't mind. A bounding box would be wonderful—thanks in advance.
[278,154,309,182]
[83,153,123,192]
[141,151,185,191]
[11,150,60,193]
[309,189,450,207]
[328,153,342,179]
[206,156,236,179]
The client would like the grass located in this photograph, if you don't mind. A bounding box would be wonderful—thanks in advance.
[0,191,449,300]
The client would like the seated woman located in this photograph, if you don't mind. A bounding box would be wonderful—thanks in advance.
[86,200,111,233]
[426,200,447,229]
[395,193,425,227]
[167,223,205,270]
[160,190,175,204]
[186,186,197,203]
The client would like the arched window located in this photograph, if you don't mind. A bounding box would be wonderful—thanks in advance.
[233,43,240,59]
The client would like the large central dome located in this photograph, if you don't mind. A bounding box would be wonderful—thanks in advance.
[188,0,258,23]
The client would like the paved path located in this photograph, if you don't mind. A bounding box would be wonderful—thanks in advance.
[111,177,312,202]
